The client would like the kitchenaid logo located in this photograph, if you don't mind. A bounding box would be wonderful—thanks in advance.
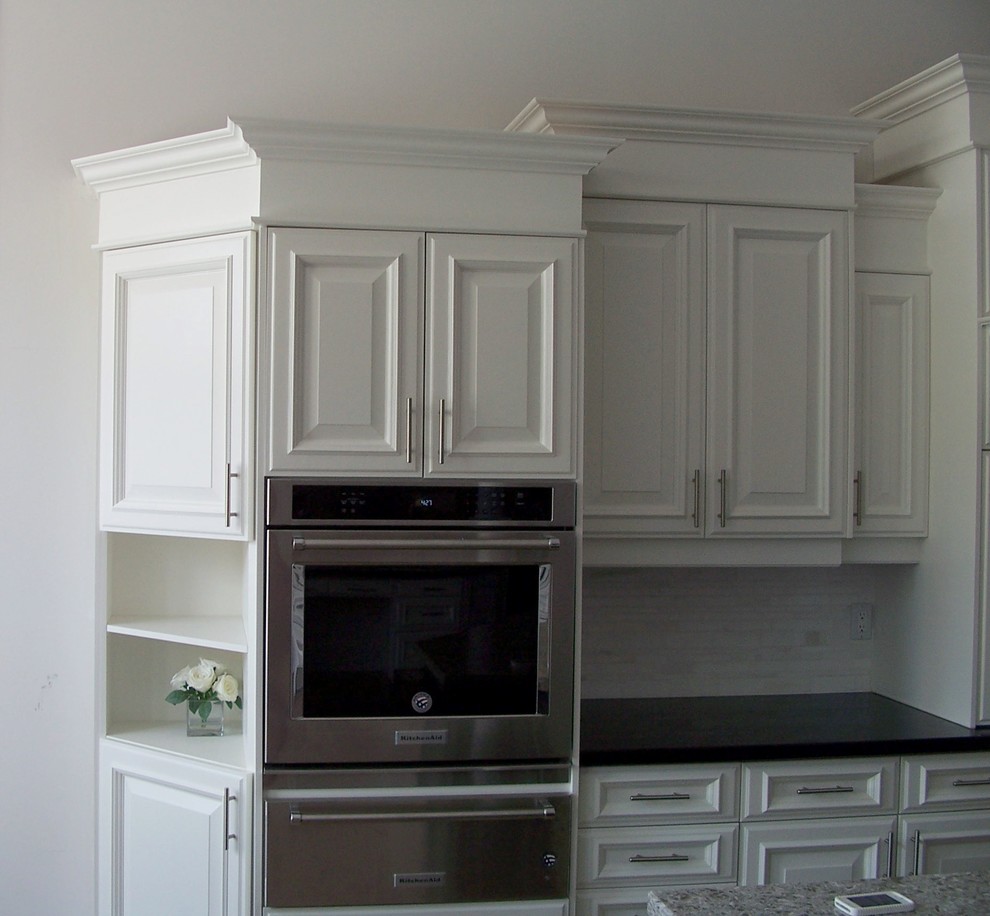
[394,729,448,745]
[394,872,446,888]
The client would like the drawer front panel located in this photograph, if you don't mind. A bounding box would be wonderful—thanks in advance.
[577,823,738,887]
[739,815,897,885]
[901,753,990,813]
[580,765,739,826]
[742,758,898,820]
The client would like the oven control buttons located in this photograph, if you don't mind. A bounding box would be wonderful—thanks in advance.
[411,691,433,713]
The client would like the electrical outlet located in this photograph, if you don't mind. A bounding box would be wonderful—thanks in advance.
[850,603,873,640]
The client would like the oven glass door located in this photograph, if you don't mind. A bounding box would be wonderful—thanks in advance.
[295,562,551,719]
[266,529,575,764]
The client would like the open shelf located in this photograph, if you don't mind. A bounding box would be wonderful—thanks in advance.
[105,722,245,769]
[107,615,248,653]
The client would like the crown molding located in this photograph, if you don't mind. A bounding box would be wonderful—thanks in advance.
[507,98,883,153]
[854,183,941,219]
[234,117,620,175]
[72,120,257,193]
[852,53,990,122]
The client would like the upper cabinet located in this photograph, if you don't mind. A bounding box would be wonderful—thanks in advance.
[268,228,578,478]
[99,233,255,539]
[850,184,939,539]
[511,102,882,561]
[584,200,848,539]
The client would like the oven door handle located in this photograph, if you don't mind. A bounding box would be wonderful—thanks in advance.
[289,802,557,822]
[291,537,561,551]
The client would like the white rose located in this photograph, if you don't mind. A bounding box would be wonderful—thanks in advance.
[186,660,218,692]
[214,673,240,703]
[170,666,192,690]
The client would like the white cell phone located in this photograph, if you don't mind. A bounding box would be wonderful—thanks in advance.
[834,891,915,915]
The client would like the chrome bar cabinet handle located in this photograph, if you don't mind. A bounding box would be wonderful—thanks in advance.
[630,792,691,802]
[438,397,446,465]
[717,469,727,527]
[225,463,239,527]
[629,853,691,864]
[405,397,413,464]
[691,469,701,528]
[796,785,855,795]
[952,776,990,787]
[853,470,862,526]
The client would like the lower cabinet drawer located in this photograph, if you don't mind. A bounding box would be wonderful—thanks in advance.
[739,815,897,886]
[579,764,739,825]
[742,758,898,820]
[901,752,990,813]
[577,823,738,887]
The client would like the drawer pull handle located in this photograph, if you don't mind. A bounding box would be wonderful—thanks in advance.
[629,853,691,864]
[796,785,855,795]
[952,777,990,787]
[630,792,691,802]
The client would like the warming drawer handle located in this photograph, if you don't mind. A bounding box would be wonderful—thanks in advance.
[630,792,691,802]
[795,785,855,795]
[289,802,556,823]
[291,537,561,551]
[629,853,691,864]
[952,776,990,787]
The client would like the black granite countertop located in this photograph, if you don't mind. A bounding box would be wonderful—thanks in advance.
[580,693,990,766]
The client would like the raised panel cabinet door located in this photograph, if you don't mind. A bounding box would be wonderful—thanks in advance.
[897,811,990,876]
[583,200,706,535]
[738,816,896,886]
[100,743,249,916]
[853,272,930,535]
[426,233,578,477]
[100,233,253,537]
[706,205,849,535]
[268,228,425,475]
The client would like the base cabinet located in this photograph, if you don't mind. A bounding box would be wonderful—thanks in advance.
[100,742,251,916]
[739,817,896,885]
[579,752,990,911]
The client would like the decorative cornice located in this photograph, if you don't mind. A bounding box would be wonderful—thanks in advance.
[854,183,941,219]
[507,99,883,153]
[852,53,990,122]
[235,117,620,175]
[72,120,257,193]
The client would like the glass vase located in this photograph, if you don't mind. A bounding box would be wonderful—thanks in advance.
[186,700,224,737]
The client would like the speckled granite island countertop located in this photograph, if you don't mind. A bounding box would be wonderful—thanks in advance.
[648,872,990,915]
[580,693,990,765]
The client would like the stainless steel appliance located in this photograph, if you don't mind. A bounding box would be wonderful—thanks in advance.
[264,478,577,766]
[262,479,578,911]
[264,764,572,909]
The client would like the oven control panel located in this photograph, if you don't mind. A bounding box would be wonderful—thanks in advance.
[268,479,575,527]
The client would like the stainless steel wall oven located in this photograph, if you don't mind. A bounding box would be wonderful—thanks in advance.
[264,478,577,767]
[262,478,578,910]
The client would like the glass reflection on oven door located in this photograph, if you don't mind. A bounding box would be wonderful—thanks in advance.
[290,562,552,721]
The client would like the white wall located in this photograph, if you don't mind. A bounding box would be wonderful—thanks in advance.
[4,2,990,913]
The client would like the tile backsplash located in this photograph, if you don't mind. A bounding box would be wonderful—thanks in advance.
[581,566,881,698]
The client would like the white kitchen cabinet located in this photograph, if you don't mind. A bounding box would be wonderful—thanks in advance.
[584,200,848,538]
[706,204,849,536]
[583,200,706,536]
[100,741,251,916]
[268,228,578,478]
[100,233,254,538]
[851,272,930,535]
[739,816,896,885]
[897,753,990,875]
[576,763,738,916]
[740,758,899,821]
